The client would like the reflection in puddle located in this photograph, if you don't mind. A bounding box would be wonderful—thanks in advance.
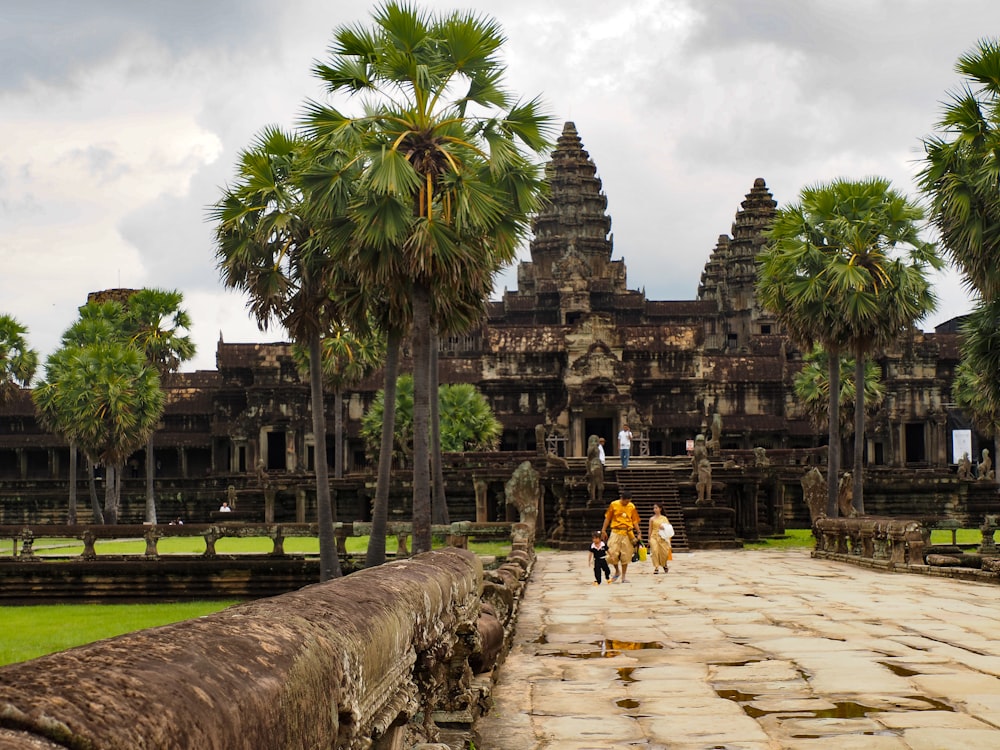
[549,639,664,659]
[617,667,637,683]
[716,689,955,720]
[879,661,920,677]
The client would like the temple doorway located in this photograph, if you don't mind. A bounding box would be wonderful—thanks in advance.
[584,417,614,450]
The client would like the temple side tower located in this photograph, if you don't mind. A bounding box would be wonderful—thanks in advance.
[697,177,778,351]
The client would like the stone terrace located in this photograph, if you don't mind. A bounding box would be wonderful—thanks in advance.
[478,548,1000,749]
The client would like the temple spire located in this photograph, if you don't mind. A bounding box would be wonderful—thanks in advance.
[528,122,614,271]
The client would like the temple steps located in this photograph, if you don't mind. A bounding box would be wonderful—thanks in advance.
[612,467,690,551]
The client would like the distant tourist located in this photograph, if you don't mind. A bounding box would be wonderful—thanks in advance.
[618,424,633,468]
[169,517,184,525]
[219,501,232,512]
[598,437,606,466]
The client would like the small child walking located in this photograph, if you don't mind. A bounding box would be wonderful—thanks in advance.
[589,531,612,585]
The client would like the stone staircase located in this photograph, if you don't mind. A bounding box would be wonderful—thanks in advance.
[613,466,690,551]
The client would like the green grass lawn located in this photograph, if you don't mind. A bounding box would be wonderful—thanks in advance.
[1,534,512,557]
[743,528,816,549]
[0,535,512,667]
[744,527,985,549]
[0,600,238,667]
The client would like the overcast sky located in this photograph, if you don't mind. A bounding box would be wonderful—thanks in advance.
[1,0,994,372]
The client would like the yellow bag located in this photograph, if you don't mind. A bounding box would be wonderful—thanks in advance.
[638,544,647,562]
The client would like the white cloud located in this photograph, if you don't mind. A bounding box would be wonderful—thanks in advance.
[0,0,989,372]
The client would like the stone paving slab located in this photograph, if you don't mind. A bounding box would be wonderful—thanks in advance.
[476,549,1000,749]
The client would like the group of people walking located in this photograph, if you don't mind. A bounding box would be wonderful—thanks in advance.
[588,489,673,584]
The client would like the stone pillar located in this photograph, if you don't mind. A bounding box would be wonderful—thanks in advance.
[180,447,189,479]
[296,487,307,523]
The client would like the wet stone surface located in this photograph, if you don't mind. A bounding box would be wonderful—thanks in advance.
[476,549,1000,749]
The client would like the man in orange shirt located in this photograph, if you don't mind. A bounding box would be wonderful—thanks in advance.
[600,489,641,583]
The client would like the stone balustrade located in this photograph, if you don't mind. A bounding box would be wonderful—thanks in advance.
[814,516,928,566]
[0,544,534,749]
[0,520,514,561]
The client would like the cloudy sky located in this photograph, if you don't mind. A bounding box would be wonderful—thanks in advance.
[1,0,994,372]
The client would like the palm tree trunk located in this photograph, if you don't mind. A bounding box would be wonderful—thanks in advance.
[309,332,341,581]
[88,458,103,524]
[68,440,78,525]
[367,330,402,568]
[411,283,433,554]
[333,387,344,480]
[430,328,448,525]
[827,350,841,517]
[145,434,157,524]
[104,464,119,525]
[852,353,865,515]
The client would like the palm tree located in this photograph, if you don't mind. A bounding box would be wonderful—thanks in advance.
[125,289,195,524]
[361,375,501,459]
[920,38,1000,485]
[759,178,939,515]
[0,314,38,406]
[212,126,358,581]
[34,301,130,524]
[302,1,552,553]
[35,343,163,524]
[794,346,886,449]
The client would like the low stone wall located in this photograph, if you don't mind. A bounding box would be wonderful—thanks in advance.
[812,516,1000,584]
[0,546,535,749]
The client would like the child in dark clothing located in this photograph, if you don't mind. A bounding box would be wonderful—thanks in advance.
[589,531,612,585]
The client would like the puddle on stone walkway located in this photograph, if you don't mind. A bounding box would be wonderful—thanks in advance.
[716,688,955,720]
[547,639,664,659]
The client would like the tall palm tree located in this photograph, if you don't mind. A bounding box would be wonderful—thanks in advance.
[212,126,358,581]
[0,314,38,407]
[34,301,130,524]
[759,178,939,515]
[125,289,195,524]
[35,343,163,524]
[920,38,1000,485]
[302,1,552,553]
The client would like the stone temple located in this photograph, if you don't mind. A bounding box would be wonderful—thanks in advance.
[0,122,977,530]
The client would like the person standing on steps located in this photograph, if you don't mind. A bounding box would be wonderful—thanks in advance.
[618,424,633,468]
[600,489,641,583]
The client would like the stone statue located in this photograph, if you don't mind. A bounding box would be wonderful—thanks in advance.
[534,424,546,456]
[801,467,827,527]
[692,434,712,505]
[980,449,994,481]
[957,452,972,480]
[753,446,770,467]
[837,472,856,518]
[585,435,604,507]
[226,484,237,511]
[505,461,540,539]
[706,411,723,456]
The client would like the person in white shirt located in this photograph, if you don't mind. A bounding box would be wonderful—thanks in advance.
[598,437,606,466]
[618,424,633,468]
